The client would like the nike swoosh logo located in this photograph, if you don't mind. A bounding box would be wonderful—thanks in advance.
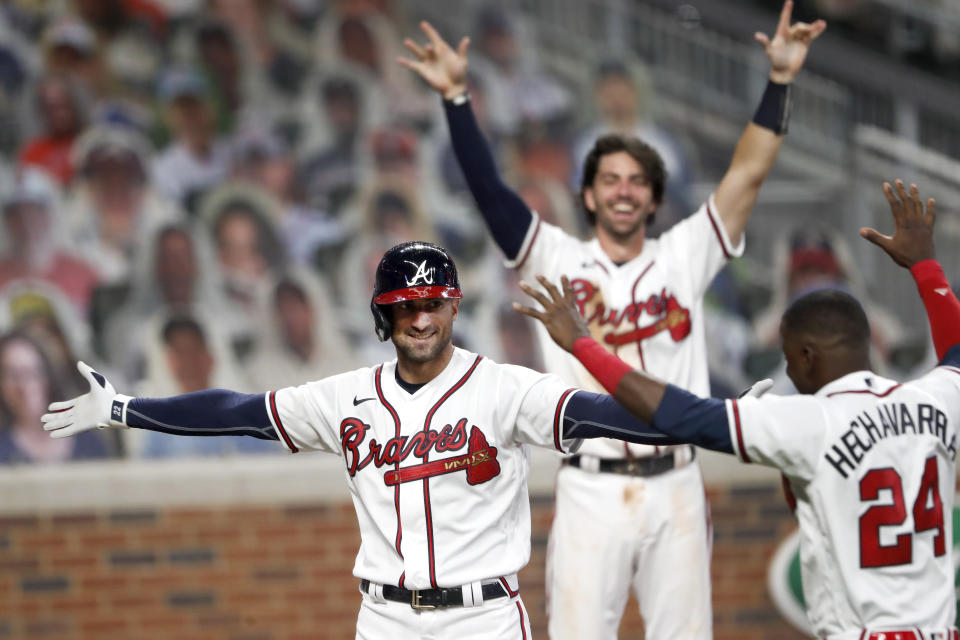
[935,287,950,296]
[353,395,376,406]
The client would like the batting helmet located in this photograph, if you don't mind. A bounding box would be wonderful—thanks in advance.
[371,241,463,342]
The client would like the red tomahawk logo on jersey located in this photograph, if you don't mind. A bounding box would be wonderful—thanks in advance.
[384,427,500,486]
[603,295,691,347]
[570,279,691,348]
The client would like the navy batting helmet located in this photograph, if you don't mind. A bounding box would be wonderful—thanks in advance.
[371,241,462,342]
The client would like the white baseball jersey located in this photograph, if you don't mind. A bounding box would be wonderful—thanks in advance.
[510,196,742,458]
[728,367,960,637]
[264,347,579,589]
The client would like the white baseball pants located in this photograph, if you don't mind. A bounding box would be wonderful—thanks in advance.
[546,460,712,639]
[356,584,532,639]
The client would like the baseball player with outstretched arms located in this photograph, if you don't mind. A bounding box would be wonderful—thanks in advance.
[398,2,825,637]
[516,180,960,640]
[42,241,708,639]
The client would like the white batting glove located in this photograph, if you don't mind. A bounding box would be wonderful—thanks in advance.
[41,362,132,439]
[738,378,774,399]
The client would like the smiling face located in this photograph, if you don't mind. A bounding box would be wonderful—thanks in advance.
[216,209,268,280]
[0,337,50,425]
[38,79,82,138]
[596,74,637,125]
[169,95,213,149]
[275,284,314,356]
[583,151,658,242]
[4,202,50,257]
[87,151,146,217]
[163,323,213,393]
[156,228,197,306]
[390,298,459,365]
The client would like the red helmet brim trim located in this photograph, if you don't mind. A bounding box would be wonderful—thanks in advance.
[374,286,462,305]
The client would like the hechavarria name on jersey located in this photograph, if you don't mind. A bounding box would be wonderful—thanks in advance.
[825,401,958,478]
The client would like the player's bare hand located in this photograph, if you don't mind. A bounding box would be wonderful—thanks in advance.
[513,275,589,353]
[41,361,124,438]
[397,21,469,100]
[755,0,826,83]
[860,180,936,269]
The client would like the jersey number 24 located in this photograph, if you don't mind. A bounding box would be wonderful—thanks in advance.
[859,456,946,568]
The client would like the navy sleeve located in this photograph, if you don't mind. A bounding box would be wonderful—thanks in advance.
[562,390,683,446]
[651,385,733,453]
[444,100,533,260]
[126,390,279,441]
[938,343,960,368]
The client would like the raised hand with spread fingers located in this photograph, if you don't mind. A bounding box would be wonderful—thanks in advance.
[396,21,469,100]
[860,179,936,268]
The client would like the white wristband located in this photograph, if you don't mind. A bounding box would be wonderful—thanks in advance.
[447,92,470,106]
[107,394,134,428]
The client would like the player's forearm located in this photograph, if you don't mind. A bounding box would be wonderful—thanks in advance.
[572,337,664,424]
[114,390,279,441]
[713,81,790,243]
[910,259,960,360]
[443,97,532,259]
[568,338,733,452]
[651,385,733,453]
[713,123,783,241]
[727,123,783,188]
[731,81,792,182]
[563,391,683,446]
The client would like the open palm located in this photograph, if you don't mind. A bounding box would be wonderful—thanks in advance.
[397,21,470,100]
[860,180,936,268]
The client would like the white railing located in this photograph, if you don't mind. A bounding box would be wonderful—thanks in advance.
[405,0,960,157]
[850,126,960,333]
[868,0,960,34]
[516,0,853,158]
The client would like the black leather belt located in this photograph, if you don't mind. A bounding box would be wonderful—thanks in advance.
[360,579,509,609]
[564,447,694,477]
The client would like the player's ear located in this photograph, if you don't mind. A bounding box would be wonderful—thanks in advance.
[450,299,460,321]
[799,340,822,381]
[583,186,597,214]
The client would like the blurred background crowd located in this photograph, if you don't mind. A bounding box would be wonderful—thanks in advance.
[0,0,957,465]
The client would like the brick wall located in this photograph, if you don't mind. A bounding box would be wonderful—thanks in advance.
[1,484,806,640]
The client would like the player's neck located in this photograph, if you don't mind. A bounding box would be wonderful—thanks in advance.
[396,344,456,385]
[595,226,646,264]
[811,354,873,394]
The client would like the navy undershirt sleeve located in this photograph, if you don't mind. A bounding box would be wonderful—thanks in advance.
[938,343,960,368]
[126,390,279,441]
[444,100,533,260]
[562,390,683,446]
[651,385,733,453]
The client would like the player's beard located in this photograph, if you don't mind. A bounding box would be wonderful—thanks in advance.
[393,325,453,364]
[595,199,648,241]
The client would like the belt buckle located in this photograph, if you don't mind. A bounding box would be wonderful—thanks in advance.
[411,589,436,610]
[625,459,640,475]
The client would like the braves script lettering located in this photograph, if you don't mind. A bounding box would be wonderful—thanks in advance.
[340,418,501,485]
[338,416,465,473]
[570,278,692,347]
